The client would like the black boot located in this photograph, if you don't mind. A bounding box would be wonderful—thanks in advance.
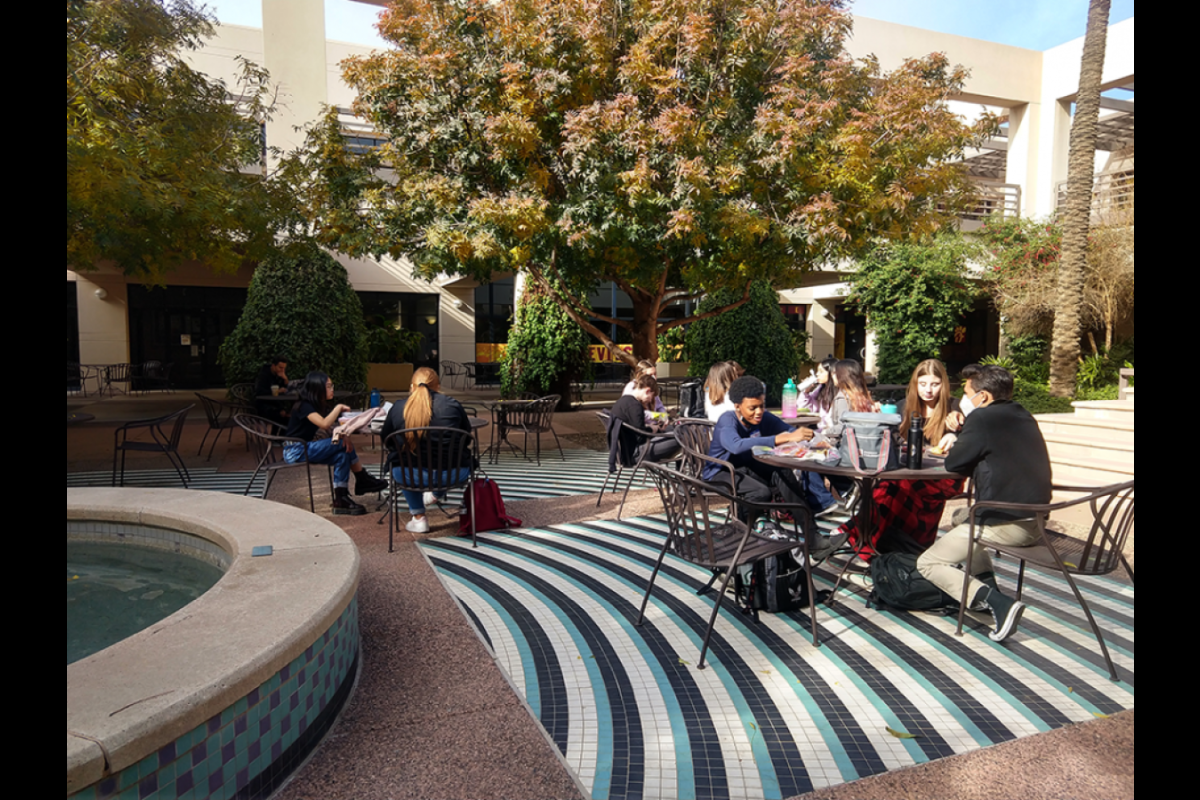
[354,469,388,496]
[333,487,366,516]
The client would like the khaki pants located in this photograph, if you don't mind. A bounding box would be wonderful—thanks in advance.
[918,518,1040,605]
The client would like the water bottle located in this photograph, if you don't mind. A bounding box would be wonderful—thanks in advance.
[907,414,924,470]
[781,378,798,419]
[369,388,382,409]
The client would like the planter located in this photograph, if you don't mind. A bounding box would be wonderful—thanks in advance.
[658,362,691,378]
[367,363,414,391]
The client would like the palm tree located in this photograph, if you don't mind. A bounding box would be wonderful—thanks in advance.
[1049,0,1112,397]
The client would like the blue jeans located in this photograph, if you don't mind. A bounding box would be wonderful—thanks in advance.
[802,470,836,511]
[284,439,360,488]
[392,467,471,514]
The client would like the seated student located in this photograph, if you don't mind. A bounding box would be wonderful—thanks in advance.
[381,366,474,534]
[254,355,290,425]
[608,374,680,471]
[622,360,668,415]
[703,360,743,422]
[837,358,965,561]
[284,371,388,516]
[917,365,1051,642]
[704,375,847,557]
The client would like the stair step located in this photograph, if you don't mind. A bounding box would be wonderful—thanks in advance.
[1050,456,1134,488]
[1071,399,1135,422]
[1044,437,1134,464]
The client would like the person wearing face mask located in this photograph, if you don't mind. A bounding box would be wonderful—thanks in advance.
[705,375,848,557]
[836,359,965,562]
[916,365,1052,642]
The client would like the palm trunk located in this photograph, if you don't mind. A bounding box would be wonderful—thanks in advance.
[1049,0,1110,397]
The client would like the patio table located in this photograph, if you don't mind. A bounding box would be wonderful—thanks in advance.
[754,448,965,600]
[481,399,534,464]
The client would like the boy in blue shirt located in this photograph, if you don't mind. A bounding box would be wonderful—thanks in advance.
[705,375,846,558]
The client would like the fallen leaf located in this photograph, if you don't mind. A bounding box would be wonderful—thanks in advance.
[886,726,918,739]
[1093,712,1109,719]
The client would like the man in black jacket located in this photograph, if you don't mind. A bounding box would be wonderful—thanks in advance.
[918,365,1052,642]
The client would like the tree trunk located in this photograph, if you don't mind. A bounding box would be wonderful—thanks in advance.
[1049,0,1110,397]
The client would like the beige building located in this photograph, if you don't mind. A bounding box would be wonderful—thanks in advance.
[67,1,1134,385]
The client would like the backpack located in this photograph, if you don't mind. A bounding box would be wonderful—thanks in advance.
[459,477,522,536]
[734,520,810,613]
[866,552,959,613]
[678,380,705,419]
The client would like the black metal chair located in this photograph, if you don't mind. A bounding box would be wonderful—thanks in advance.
[637,463,822,669]
[101,363,136,396]
[195,393,248,461]
[229,382,257,408]
[955,480,1135,681]
[597,411,679,519]
[138,361,174,394]
[507,395,565,466]
[382,426,478,550]
[234,414,334,514]
[440,360,472,390]
[112,405,194,488]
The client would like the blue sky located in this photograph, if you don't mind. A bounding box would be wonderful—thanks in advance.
[207,0,1134,52]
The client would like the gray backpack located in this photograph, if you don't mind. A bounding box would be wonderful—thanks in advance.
[838,412,902,472]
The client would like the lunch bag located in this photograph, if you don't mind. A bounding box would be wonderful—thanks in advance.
[838,412,902,472]
[866,552,959,613]
[734,520,809,613]
[459,477,522,536]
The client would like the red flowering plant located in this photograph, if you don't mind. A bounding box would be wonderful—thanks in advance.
[976,216,1062,336]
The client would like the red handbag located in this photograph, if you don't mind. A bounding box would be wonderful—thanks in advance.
[459,478,522,536]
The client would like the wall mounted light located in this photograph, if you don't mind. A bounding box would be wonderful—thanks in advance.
[94,288,108,300]
[425,315,438,326]
[452,299,464,309]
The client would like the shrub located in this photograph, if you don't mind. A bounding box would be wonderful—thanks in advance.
[846,236,979,384]
[685,281,801,403]
[218,242,368,387]
[501,280,590,405]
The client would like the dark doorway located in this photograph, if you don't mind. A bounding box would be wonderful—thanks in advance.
[67,282,80,364]
[127,285,248,388]
[835,305,868,365]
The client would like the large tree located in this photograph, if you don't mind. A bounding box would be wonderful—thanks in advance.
[288,0,992,364]
[1049,0,1111,396]
[67,0,293,279]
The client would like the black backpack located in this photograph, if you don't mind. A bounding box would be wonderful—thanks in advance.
[867,552,959,614]
[678,380,705,419]
[735,521,809,613]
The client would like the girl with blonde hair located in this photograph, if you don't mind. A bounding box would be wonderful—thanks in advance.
[704,361,744,422]
[380,366,474,533]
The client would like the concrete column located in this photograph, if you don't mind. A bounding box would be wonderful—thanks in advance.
[262,0,328,159]
[1005,102,1040,217]
[72,272,131,365]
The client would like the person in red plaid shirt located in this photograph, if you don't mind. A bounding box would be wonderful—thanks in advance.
[837,359,965,562]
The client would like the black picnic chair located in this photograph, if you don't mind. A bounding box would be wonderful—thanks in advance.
[636,462,823,670]
[955,479,1135,682]
[112,405,194,488]
[233,414,334,514]
[382,426,478,550]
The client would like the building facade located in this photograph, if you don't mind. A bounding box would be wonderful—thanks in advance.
[66,1,1134,385]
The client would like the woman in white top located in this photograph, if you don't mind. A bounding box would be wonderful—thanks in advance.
[703,360,744,422]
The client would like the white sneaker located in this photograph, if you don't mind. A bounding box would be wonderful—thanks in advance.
[423,492,439,507]
[406,516,429,534]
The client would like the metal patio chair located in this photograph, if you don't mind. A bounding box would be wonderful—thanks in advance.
[955,479,1135,681]
[112,405,194,488]
[383,426,477,550]
[234,414,334,514]
[637,462,822,670]
[195,393,249,461]
[507,395,565,466]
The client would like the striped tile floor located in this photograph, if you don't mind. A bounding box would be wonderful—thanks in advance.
[421,517,1134,800]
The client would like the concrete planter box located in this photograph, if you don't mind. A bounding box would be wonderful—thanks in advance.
[367,363,414,391]
[658,362,691,378]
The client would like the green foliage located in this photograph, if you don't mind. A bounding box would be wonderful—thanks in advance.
[685,281,800,403]
[218,242,368,387]
[287,0,995,362]
[365,324,423,364]
[656,327,688,364]
[847,236,979,383]
[1012,377,1075,415]
[67,0,296,279]
[979,354,1018,372]
[501,283,591,399]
